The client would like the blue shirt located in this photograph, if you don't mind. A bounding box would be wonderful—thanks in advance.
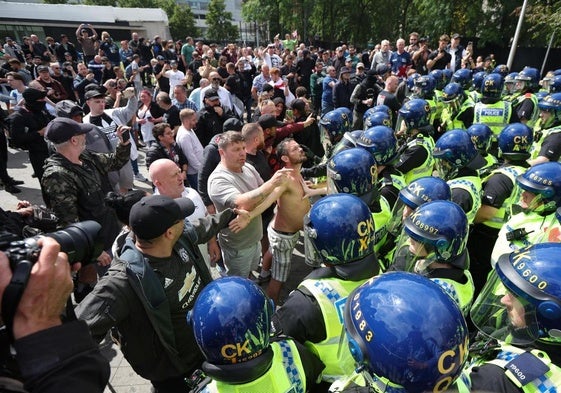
[390,51,412,78]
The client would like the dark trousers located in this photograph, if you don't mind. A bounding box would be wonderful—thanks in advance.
[0,129,10,183]
[29,148,49,180]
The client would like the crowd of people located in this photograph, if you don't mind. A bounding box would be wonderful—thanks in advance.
[1,24,561,393]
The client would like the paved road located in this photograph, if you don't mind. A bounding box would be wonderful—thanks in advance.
[1,144,314,392]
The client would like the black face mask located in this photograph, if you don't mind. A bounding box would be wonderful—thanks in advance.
[26,100,46,112]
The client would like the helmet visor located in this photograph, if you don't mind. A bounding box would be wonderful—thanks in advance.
[389,229,437,274]
[470,268,539,345]
[303,213,323,267]
[434,158,455,180]
[386,198,415,238]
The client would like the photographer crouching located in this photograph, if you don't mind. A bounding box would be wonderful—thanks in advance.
[0,237,109,393]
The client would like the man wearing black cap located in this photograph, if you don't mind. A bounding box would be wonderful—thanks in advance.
[195,88,235,147]
[76,194,247,392]
[42,117,131,283]
[448,33,466,72]
[350,68,382,129]
[8,87,53,179]
[333,66,354,110]
[35,64,68,103]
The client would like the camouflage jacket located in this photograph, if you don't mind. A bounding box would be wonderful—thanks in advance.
[41,142,131,249]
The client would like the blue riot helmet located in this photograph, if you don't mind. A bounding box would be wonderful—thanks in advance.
[363,110,391,129]
[466,123,493,154]
[327,147,378,206]
[481,73,504,101]
[331,130,364,156]
[303,193,376,266]
[504,72,519,95]
[413,75,436,99]
[338,106,354,125]
[537,93,561,129]
[493,64,510,78]
[451,69,472,90]
[396,98,431,136]
[471,243,561,345]
[441,82,466,115]
[357,125,398,165]
[429,69,445,90]
[433,129,478,180]
[442,69,453,85]
[536,91,548,102]
[398,200,469,271]
[189,276,274,368]
[498,123,533,161]
[515,66,540,93]
[319,107,352,145]
[471,71,487,92]
[406,72,420,90]
[549,75,561,93]
[387,177,452,238]
[516,162,561,212]
[345,272,468,392]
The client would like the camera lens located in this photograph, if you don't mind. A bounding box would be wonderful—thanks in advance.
[47,221,103,264]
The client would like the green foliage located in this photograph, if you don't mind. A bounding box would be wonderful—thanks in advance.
[42,0,68,4]
[527,1,561,46]
[157,0,199,40]
[206,0,239,43]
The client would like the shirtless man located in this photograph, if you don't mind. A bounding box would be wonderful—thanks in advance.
[266,138,312,304]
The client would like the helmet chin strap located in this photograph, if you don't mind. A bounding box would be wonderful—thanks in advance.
[414,257,434,274]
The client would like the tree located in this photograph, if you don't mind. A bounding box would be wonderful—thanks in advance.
[206,0,239,43]
[157,0,199,40]
[42,0,68,4]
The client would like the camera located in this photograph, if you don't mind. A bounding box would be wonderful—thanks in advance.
[1,221,102,339]
[1,220,102,270]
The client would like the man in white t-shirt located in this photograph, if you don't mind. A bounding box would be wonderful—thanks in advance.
[163,60,185,100]
[175,108,204,189]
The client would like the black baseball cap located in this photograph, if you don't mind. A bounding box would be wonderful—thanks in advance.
[204,88,219,100]
[129,195,195,240]
[258,114,284,129]
[55,100,84,118]
[45,117,95,144]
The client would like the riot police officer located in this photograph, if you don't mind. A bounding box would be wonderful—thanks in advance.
[457,243,561,392]
[389,200,475,315]
[433,129,483,224]
[466,123,499,178]
[329,271,469,392]
[273,194,378,386]
[528,93,561,166]
[189,276,325,392]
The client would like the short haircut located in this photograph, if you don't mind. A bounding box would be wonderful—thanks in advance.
[241,122,262,140]
[179,108,196,122]
[270,67,281,76]
[152,122,171,139]
[6,72,24,82]
[156,92,172,106]
[217,130,244,150]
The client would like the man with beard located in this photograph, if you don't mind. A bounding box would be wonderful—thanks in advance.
[263,138,313,304]
[8,87,52,180]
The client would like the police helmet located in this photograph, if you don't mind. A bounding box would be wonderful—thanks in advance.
[471,243,561,345]
[433,129,478,179]
[538,93,561,129]
[451,69,472,90]
[319,107,352,144]
[515,66,540,92]
[190,276,274,366]
[549,75,561,93]
[429,69,446,90]
[536,91,548,103]
[368,104,393,122]
[402,200,469,268]
[466,123,493,154]
[413,75,436,99]
[471,71,487,92]
[481,73,504,100]
[516,161,561,210]
[493,64,509,77]
[387,177,452,239]
[498,123,533,161]
[363,110,392,130]
[441,82,466,114]
[304,193,376,265]
[396,98,431,135]
[327,147,378,205]
[504,72,519,95]
[331,130,364,157]
[442,69,453,85]
[406,72,420,90]
[357,125,398,165]
[345,272,468,391]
